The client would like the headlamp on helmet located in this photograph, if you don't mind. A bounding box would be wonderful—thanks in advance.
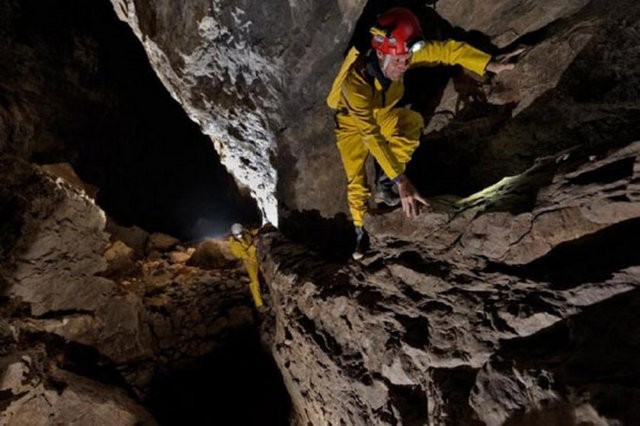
[230,223,243,237]
[370,7,423,55]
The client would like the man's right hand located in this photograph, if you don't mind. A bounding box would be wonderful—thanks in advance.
[395,174,428,219]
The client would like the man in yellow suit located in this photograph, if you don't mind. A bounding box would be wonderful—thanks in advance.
[327,7,522,259]
[228,223,264,308]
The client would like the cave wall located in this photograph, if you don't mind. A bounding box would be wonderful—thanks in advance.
[110,0,368,225]
[260,140,640,424]
[0,155,262,422]
[0,0,258,239]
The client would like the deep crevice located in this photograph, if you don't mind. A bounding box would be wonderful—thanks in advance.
[567,156,635,185]
[388,383,430,426]
[394,314,430,349]
[146,327,291,426]
[4,0,260,240]
[486,218,640,289]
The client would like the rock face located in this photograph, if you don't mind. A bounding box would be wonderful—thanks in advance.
[109,0,368,224]
[0,156,262,421]
[0,358,157,426]
[261,141,640,424]
[2,0,640,424]
[0,0,258,240]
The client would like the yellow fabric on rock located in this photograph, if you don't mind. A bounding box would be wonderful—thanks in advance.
[228,229,263,308]
[328,41,491,225]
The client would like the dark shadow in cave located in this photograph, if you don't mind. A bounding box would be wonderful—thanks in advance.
[146,327,291,426]
[342,0,640,207]
[496,288,640,424]
[486,217,640,289]
[279,209,357,261]
[12,0,259,240]
[407,1,640,200]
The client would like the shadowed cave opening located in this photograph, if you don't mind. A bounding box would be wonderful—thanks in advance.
[1,0,290,423]
[146,328,291,426]
[11,0,260,240]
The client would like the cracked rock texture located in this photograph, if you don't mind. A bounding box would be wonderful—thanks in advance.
[0,157,259,421]
[261,141,640,424]
[110,0,640,235]
[109,0,368,224]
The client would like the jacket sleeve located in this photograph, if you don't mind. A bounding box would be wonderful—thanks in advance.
[341,74,405,180]
[326,47,360,109]
[411,40,492,76]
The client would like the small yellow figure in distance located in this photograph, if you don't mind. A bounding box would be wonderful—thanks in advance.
[228,223,264,309]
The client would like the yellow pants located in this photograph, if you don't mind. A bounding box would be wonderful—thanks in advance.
[335,108,424,226]
[244,260,263,308]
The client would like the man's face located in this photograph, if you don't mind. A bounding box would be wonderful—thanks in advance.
[377,51,411,81]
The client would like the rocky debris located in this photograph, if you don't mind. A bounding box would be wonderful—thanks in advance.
[260,138,640,424]
[187,238,237,270]
[0,354,157,426]
[146,232,180,253]
[106,219,150,258]
[104,240,138,277]
[0,155,261,419]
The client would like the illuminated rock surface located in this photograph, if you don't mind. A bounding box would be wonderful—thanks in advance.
[2,0,640,424]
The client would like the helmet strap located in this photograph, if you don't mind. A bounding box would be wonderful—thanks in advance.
[382,54,392,75]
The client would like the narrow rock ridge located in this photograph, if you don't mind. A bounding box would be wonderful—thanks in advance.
[260,140,640,424]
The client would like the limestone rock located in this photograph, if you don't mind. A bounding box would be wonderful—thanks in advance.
[261,139,640,424]
[40,163,100,199]
[106,219,150,257]
[146,232,179,253]
[187,239,236,270]
[0,358,156,426]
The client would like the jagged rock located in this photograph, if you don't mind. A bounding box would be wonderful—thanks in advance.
[0,357,156,426]
[146,232,180,253]
[0,156,154,364]
[187,239,236,270]
[106,219,150,257]
[39,163,100,199]
[104,239,139,278]
[260,139,640,424]
[437,0,591,46]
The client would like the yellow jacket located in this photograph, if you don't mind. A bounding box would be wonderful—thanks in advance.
[327,41,491,180]
[228,228,259,263]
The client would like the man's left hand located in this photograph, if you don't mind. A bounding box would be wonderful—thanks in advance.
[486,46,528,74]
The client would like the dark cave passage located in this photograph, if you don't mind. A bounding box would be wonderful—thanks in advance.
[146,328,291,426]
[3,0,260,240]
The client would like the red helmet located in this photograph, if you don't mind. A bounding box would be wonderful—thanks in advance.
[370,7,424,55]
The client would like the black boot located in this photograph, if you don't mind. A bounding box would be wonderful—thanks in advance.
[374,173,400,206]
[373,162,400,206]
